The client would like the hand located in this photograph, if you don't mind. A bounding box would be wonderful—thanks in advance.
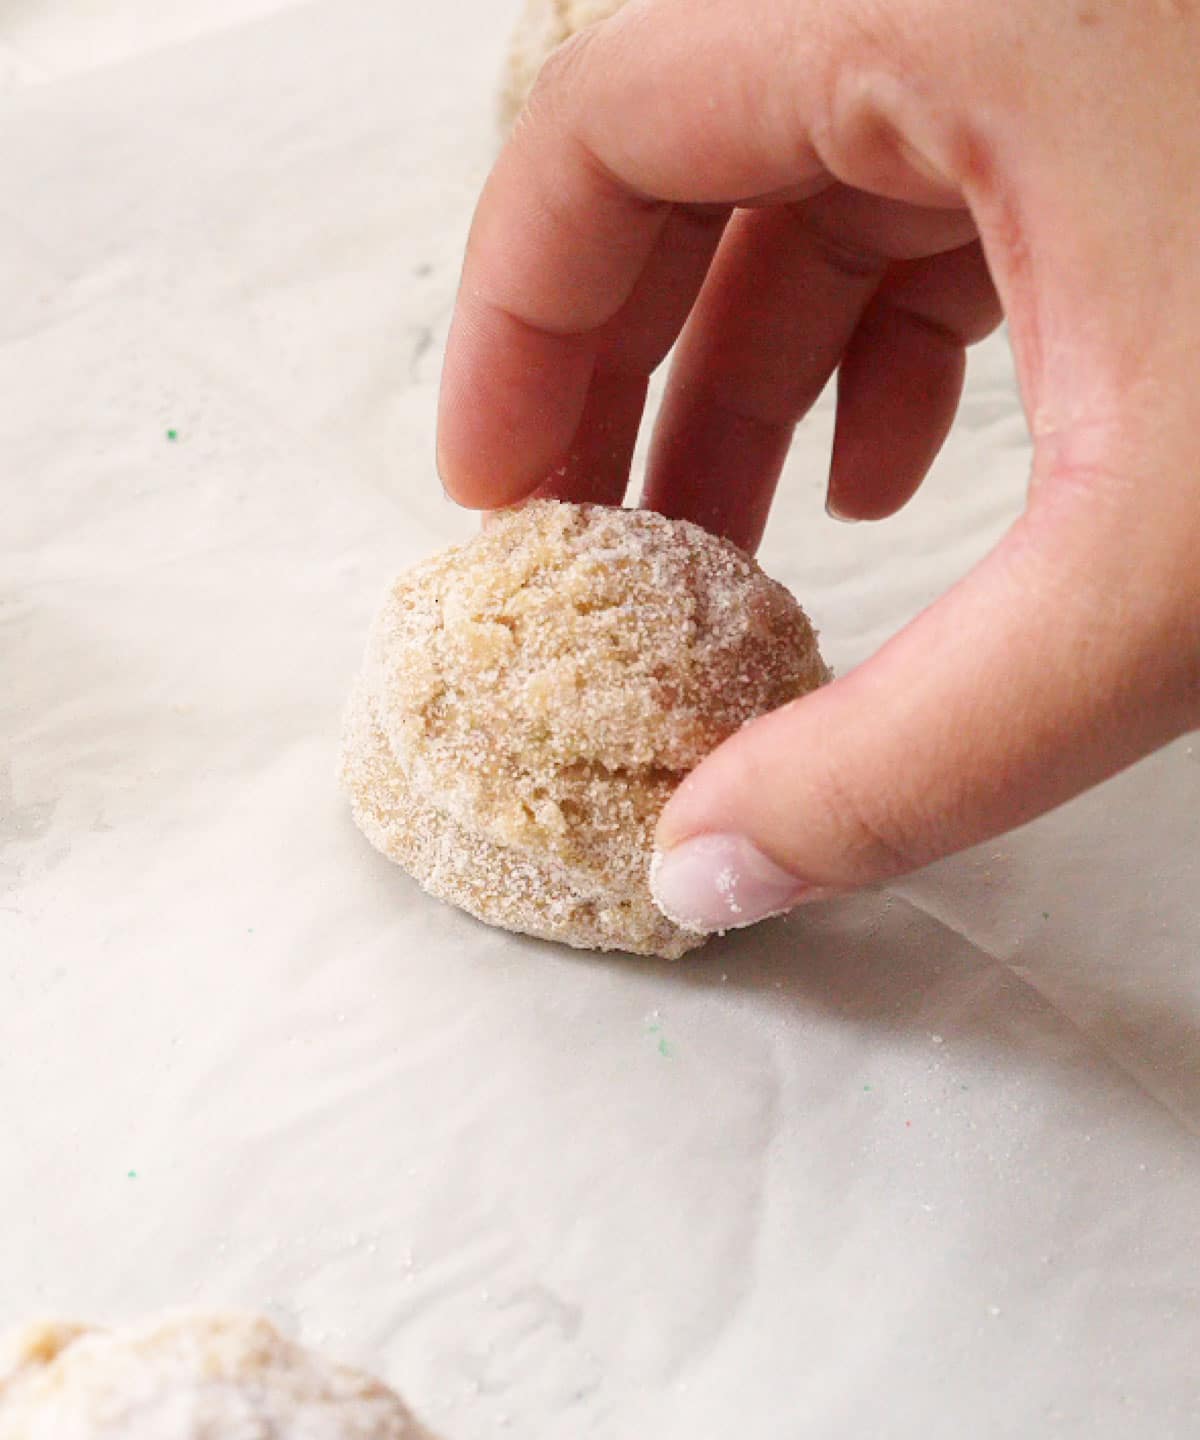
[436,0,1200,934]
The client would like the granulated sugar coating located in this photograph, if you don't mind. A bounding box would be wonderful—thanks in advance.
[0,1314,436,1439]
[340,502,829,959]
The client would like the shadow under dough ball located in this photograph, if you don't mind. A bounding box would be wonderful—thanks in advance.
[0,1314,438,1439]
[340,503,829,958]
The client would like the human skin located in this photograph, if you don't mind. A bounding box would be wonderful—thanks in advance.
[436,0,1200,933]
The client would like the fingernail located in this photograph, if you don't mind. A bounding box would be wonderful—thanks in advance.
[650,833,811,935]
[825,492,860,523]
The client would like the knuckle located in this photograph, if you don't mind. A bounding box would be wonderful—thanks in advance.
[811,756,933,884]
[526,28,597,116]
[736,720,932,887]
[787,204,886,279]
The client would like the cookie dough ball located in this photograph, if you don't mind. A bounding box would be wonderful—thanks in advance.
[340,502,828,958]
[498,0,628,130]
[0,1314,436,1440]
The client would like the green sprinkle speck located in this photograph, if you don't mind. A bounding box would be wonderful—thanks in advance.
[127,1170,138,1179]
[863,1083,872,1091]
[1042,911,1050,920]
[657,1036,671,1058]
[166,429,178,442]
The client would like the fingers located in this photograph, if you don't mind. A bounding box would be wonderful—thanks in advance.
[639,202,881,552]
[437,73,677,510]
[437,0,966,510]
[650,472,1198,934]
[827,306,966,522]
[525,369,649,509]
[528,204,730,508]
[827,242,1002,520]
[641,192,976,551]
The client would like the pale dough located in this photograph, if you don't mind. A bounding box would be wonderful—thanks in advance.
[498,0,629,130]
[0,1314,437,1440]
[340,502,828,958]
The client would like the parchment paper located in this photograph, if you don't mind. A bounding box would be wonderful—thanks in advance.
[2,3,1198,1436]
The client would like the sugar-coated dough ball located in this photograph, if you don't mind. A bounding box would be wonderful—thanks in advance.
[340,503,828,958]
[498,0,628,130]
[0,1314,436,1440]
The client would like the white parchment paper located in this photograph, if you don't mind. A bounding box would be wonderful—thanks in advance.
[2,3,1198,1436]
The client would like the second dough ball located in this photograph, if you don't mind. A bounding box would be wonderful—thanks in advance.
[498,0,629,130]
[340,502,828,958]
[0,1313,436,1439]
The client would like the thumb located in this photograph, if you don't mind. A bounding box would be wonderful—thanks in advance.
[650,484,1197,934]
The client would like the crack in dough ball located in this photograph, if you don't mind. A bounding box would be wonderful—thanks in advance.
[0,1313,437,1440]
[498,0,629,130]
[340,502,829,958]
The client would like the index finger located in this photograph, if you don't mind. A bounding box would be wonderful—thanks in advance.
[436,0,837,509]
